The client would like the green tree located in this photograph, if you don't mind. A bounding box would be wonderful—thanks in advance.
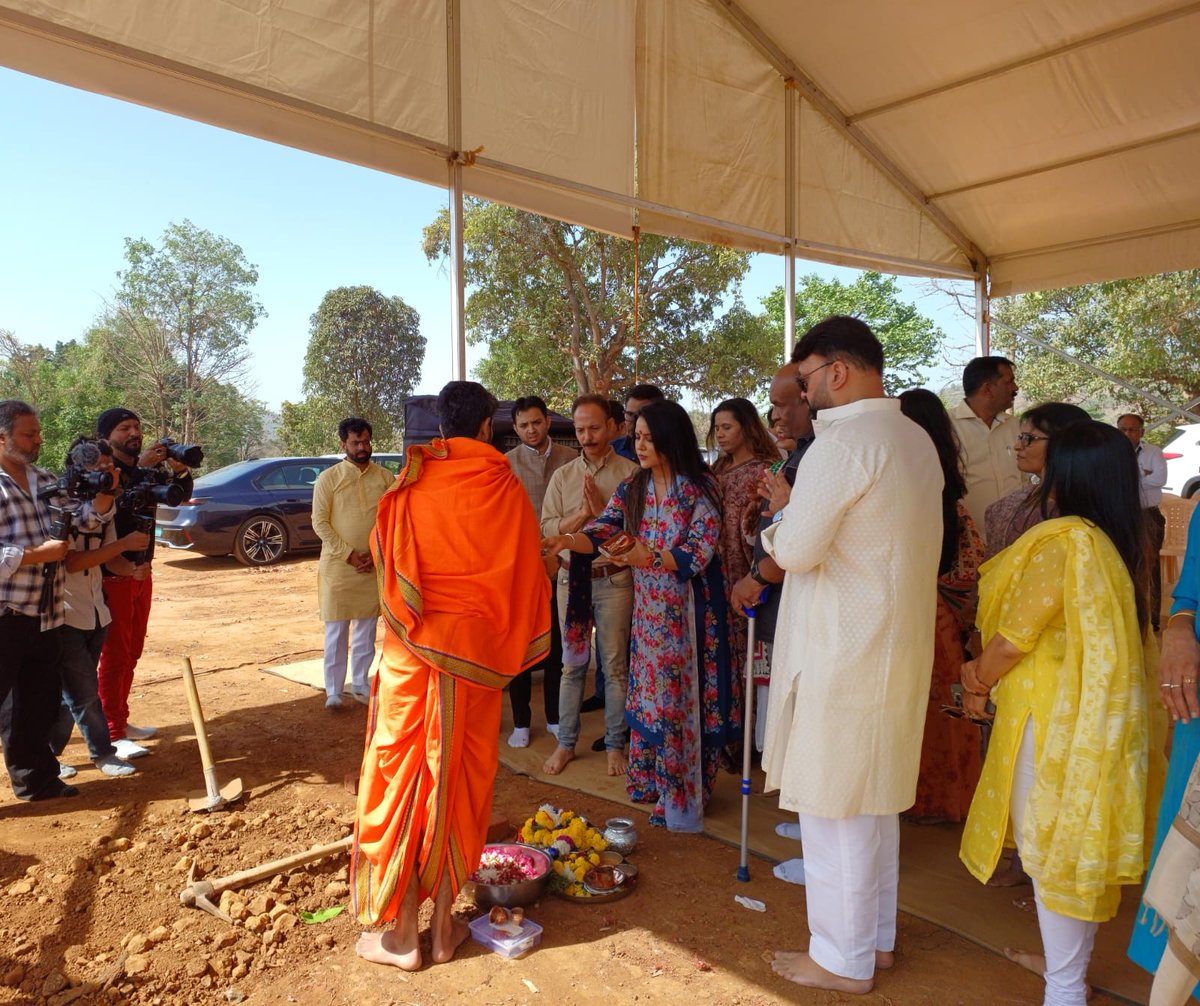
[991,271,1200,428]
[281,286,425,451]
[422,201,753,407]
[106,219,265,443]
[762,272,943,395]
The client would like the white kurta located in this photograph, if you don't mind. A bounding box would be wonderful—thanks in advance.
[761,397,942,819]
[312,459,395,622]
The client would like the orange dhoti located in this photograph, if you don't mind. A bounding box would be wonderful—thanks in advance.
[350,437,550,926]
[352,644,504,923]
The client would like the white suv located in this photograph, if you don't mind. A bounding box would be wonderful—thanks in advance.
[1164,424,1200,498]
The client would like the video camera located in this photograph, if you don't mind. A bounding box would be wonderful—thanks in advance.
[159,438,204,467]
[39,440,117,503]
[120,467,187,512]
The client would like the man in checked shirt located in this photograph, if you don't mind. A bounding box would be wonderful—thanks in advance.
[0,399,110,800]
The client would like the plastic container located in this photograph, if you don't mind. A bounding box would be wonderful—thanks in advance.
[468,914,544,959]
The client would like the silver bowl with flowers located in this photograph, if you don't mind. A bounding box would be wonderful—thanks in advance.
[470,842,554,908]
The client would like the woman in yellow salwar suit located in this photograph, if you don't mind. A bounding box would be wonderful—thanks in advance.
[960,420,1154,1006]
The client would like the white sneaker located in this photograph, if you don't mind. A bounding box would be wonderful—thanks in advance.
[113,738,150,760]
[351,690,370,706]
[58,762,78,780]
[96,754,137,777]
[507,727,530,749]
[124,724,157,741]
[325,694,343,710]
[547,724,560,740]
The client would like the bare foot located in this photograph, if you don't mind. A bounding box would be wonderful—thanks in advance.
[876,950,895,970]
[988,856,1031,887]
[430,916,469,964]
[1012,896,1037,915]
[771,950,873,994]
[1004,949,1094,999]
[543,745,575,775]
[606,749,627,776]
[356,929,421,971]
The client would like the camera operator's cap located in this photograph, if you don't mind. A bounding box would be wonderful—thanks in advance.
[97,407,139,439]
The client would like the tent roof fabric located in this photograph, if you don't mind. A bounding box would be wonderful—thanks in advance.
[2,0,1199,294]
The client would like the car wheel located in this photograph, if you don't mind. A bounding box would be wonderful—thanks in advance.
[233,515,287,566]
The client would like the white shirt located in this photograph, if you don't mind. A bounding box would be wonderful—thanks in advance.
[761,397,943,818]
[949,400,1022,543]
[1136,441,1167,507]
[64,519,116,632]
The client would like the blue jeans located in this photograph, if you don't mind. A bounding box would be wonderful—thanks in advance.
[556,569,632,751]
[51,623,116,761]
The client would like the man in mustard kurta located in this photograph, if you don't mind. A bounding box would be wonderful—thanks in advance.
[311,417,395,709]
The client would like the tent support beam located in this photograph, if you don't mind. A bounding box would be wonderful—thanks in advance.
[784,82,797,360]
[851,1,1200,123]
[446,0,466,382]
[997,321,1200,424]
[709,0,984,272]
[974,270,990,356]
[469,154,976,281]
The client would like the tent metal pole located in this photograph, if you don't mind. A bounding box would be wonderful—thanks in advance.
[446,0,466,381]
[974,269,989,356]
[784,82,796,360]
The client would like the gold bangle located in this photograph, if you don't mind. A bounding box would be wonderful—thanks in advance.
[1168,611,1197,628]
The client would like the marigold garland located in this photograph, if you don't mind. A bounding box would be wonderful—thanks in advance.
[518,803,607,897]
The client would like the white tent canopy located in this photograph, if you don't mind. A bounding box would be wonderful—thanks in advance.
[3,0,1199,300]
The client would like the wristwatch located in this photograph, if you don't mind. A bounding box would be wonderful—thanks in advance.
[651,551,665,571]
[750,558,770,586]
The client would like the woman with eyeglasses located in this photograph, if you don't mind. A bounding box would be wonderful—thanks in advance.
[960,420,1155,1006]
[542,400,735,832]
[983,403,1091,561]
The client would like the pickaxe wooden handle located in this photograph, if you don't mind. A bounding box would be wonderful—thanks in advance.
[180,835,353,916]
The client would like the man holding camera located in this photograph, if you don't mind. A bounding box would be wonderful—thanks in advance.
[95,407,194,759]
[0,400,108,800]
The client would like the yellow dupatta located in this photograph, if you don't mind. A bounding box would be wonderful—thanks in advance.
[960,516,1151,922]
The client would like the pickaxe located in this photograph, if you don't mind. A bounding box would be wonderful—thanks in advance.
[180,836,353,922]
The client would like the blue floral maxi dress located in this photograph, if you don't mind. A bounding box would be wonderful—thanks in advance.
[584,475,736,832]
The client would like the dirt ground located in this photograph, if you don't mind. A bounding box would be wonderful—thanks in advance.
[0,552,1127,1006]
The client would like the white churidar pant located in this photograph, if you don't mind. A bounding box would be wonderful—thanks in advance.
[797,811,899,979]
[1011,719,1097,1006]
[323,618,376,698]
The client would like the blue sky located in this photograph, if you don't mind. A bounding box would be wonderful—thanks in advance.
[0,67,976,411]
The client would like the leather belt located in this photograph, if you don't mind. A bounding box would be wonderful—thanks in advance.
[558,556,619,579]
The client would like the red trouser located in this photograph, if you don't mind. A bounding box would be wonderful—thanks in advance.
[97,572,153,741]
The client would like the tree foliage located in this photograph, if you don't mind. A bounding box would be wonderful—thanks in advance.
[762,271,943,395]
[279,285,425,452]
[422,200,753,408]
[991,271,1200,427]
[0,220,270,471]
[106,219,264,443]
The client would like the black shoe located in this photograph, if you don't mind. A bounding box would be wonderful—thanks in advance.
[580,695,605,713]
[591,736,607,752]
[29,780,80,801]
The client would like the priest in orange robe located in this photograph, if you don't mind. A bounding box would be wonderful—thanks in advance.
[352,381,551,970]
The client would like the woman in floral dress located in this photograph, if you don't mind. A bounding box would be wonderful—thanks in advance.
[542,401,735,832]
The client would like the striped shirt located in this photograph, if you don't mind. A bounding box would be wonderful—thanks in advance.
[0,464,106,629]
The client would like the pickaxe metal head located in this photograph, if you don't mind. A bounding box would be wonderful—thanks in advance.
[179,879,234,924]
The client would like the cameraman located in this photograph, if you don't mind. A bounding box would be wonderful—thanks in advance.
[95,408,194,759]
[0,400,113,800]
[50,437,150,779]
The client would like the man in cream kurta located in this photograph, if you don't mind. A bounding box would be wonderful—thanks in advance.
[311,418,395,709]
[761,316,942,995]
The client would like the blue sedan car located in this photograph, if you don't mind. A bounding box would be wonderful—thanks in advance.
[155,455,403,566]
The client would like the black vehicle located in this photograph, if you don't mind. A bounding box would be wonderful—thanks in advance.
[154,455,403,567]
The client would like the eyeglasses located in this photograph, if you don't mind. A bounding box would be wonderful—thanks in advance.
[796,361,835,393]
[1015,433,1050,447]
